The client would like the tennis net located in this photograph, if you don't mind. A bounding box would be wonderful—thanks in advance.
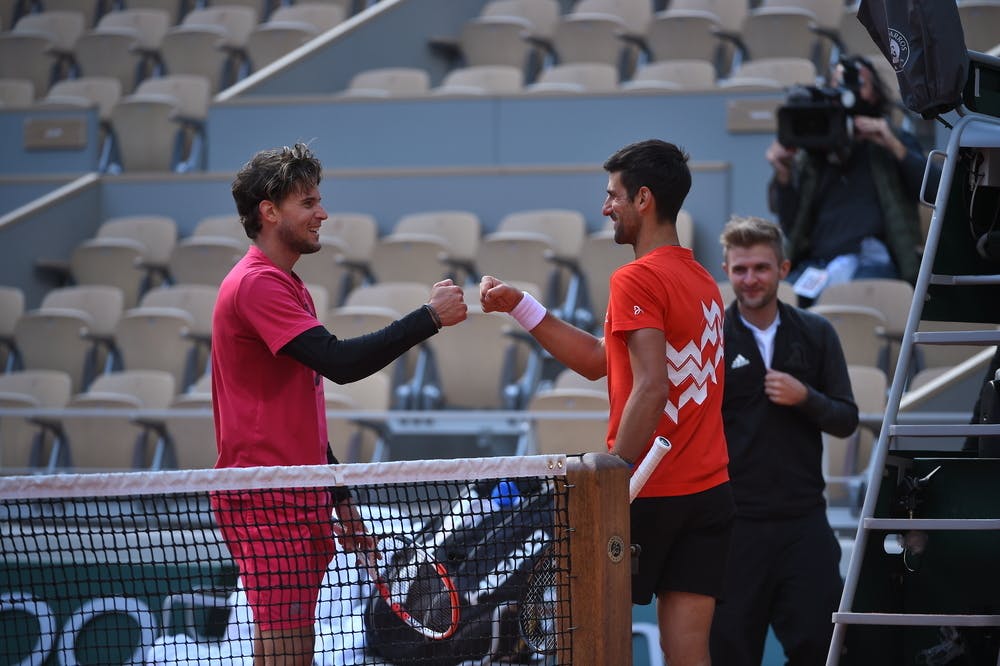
[0,455,576,665]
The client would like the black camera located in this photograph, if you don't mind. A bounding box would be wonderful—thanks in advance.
[776,58,868,154]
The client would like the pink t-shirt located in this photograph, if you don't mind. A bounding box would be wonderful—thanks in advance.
[605,245,729,497]
[211,246,327,468]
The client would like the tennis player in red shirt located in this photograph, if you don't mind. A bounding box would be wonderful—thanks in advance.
[481,139,733,666]
[211,143,467,665]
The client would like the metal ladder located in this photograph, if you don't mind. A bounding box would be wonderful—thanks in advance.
[827,59,1000,664]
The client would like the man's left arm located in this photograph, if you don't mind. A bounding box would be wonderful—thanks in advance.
[796,323,859,438]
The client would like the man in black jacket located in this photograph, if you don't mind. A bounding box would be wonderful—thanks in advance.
[710,216,859,665]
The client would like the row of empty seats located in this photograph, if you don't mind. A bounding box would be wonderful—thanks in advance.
[0,2,351,100]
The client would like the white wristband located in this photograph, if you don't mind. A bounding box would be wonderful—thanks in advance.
[510,292,546,331]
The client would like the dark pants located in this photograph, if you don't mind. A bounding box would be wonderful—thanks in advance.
[710,509,843,666]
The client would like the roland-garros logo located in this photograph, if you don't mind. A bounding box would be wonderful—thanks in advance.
[888,27,910,73]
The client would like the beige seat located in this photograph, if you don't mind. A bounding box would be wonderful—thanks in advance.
[149,391,217,469]
[160,5,257,92]
[337,67,431,98]
[913,320,1000,375]
[121,0,187,25]
[192,214,249,248]
[369,210,481,285]
[95,7,170,51]
[553,366,608,393]
[836,3,878,58]
[0,28,62,97]
[166,235,246,286]
[140,284,218,376]
[98,214,177,280]
[718,56,818,90]
[40,74,122,122]
[108,92,186,171]
[38,0,105,28]
[808,303,888,369]
[245,3,344,71]
[816,278,915,379]
[56,369,175,470]
[114,306,199,392]
[432,65,524,95]
[68,237,146,306]
[524,62,619,93]
[527,387,609,455]
[476,209,587,311]
[420,301,538,409]
[292,235,355,308]
[458,15,538,73]
[321,212,379,302]
[551,0,652,76]
[40,284,125,371]
[577,229,633,331]
[716,279,797,308]
[324,370,390,463]
[0,369,72,471]
[74,27,144,92]
[304,283,329,321]
[14,307,98,393]
[958,1,1000,53]
[622,59,716,91]
[133,73,210,168]
[645,0,748,72]
[0,78,35,106]
[0,285,25,371]
[739,2,824,65]
[13,10,85,69]
[823,364,886,507]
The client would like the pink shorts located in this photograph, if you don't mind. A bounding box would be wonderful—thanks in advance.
[211,488,336,632]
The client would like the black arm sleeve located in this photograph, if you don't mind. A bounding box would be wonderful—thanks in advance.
[279,305,439,384]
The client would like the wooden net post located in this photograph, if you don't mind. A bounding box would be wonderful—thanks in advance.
[559,451,632,664]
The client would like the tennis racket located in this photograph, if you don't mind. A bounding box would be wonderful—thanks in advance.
[516,545,558,655]
[628,436,672,502]
[363,533,461,640]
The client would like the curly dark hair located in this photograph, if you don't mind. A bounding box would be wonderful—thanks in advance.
[231,143,323,239]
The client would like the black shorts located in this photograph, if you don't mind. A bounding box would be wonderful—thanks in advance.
[630,481,735,604]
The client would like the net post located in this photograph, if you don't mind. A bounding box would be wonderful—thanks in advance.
[562,452,632,664]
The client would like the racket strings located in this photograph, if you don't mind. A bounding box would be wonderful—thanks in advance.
[518,555,558,654]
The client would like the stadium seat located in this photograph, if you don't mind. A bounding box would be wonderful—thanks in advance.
[132,73,210,170]
[576,229,633,331]
[293,235,355,308]
[81,214,177,298]
[551,0,652,78]
[645,0,748,75]
[524,62,619,93]
[121,0,187,25]
[147,390,217,469]
[139,283,217,376]
[14,307,98,393]
[73,26,145,92]
[40,284,125,371]
[337,66,431,98]
[526,386,609,455]
[717,56,818,90]
[739,2,824,66]
[114,305,199,392]
[167,235,245,287]
[191,214,250,249]
[431,64,524,95]
[0,15,76,96]
[456,0,559,81]
[12,10,85,72]
[55,369,175,470]
[553,366,607,393]
[823,364,886,507]
[0,78,35,106]
[0,285,25,371]
[836,3,878,59]
[808,303,888,369]
[369,210,481,285]
[160,5,257,92]
[95,8,170,57]
[38,0,105,28]
[324,370,391,463]
[244,2,345,71]
[0,369,72,471]
[38,75,122,166]
[476,209,587,324]
[321,211,379,302]
[621,59,716,91]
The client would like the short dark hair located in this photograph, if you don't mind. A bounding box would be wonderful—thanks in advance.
[719,215,786,263]
[602,139,691,223]
[231,143,323,239]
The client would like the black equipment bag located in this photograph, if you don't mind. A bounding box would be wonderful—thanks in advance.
[365,478,555,666]
[856,0,970,119]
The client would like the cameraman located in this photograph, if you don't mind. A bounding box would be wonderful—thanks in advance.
[766,55,926,305]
